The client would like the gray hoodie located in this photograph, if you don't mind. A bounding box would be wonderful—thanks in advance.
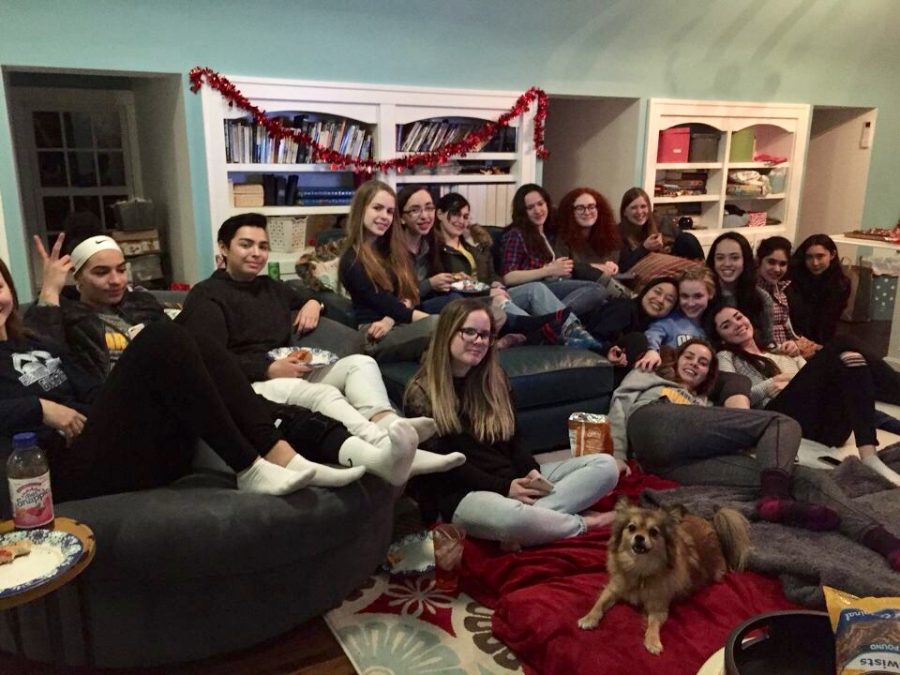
[608,369,710,459]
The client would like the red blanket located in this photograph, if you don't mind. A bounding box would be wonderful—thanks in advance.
[459,468,797,675]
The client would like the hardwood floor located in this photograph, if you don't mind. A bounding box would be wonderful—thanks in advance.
[0,616,354,674]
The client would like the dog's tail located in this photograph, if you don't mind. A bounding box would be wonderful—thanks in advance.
[712,508,750,571]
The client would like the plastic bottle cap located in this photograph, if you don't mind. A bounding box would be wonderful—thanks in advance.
[11,432,37,448]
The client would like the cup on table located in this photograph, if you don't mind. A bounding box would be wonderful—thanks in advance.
[432,524,465,594]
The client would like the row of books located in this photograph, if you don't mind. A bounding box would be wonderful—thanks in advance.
[231,177,355,206]
[397,121,517,154]
[224,116,373,164]
[435,183,515,227]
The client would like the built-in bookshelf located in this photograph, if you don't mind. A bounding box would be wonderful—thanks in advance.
[200,77,537,277]
[643,99,810,251]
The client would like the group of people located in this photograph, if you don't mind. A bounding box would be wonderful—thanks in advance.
[0,177,897,572]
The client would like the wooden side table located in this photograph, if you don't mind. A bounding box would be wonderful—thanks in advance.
[0,517,96,665]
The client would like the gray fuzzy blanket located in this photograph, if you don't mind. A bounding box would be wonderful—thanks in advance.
[642,444,900,608]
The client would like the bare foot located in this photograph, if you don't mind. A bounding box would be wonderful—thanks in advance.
[581,510,616,529]
[495,333,527,350]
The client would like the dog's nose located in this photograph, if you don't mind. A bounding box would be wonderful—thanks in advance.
[633,534,645,544]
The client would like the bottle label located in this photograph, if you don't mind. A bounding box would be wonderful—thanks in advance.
[8,472,54,529]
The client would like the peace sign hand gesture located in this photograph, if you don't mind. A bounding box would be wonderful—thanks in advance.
[34,233,74,306]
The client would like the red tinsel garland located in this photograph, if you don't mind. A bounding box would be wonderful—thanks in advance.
[189,66,549,173]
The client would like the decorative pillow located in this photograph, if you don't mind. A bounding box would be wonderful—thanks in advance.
[628,252,702,291]
[295,237,349,297]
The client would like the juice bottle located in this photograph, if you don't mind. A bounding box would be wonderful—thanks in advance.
[7,432,54,529]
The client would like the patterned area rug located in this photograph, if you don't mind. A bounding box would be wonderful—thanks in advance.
[325,571,522,675]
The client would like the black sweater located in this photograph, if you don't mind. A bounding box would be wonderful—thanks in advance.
[176,270,316,383]
[404,378,538,522]
[338,250,414,326]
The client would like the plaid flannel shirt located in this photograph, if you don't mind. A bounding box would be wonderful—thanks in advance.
[499,228,550,276]
[758,278,798,344]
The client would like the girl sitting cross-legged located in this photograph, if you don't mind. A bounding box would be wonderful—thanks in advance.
[403,298,623,548]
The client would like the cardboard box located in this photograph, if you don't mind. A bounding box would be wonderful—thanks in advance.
[110,229,161,256]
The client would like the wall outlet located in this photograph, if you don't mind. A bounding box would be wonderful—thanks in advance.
[860,121,873,149]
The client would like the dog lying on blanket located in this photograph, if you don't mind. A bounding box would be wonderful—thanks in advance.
[577,498,750,654]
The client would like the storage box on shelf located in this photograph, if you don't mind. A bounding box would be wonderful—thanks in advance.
[644,99,810,251]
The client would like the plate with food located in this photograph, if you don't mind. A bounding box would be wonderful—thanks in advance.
[383,530,435,576]
[449,279,490,294]
[266,347,339,368]
[0,528,84,599]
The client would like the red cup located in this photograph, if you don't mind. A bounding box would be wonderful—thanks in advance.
[432,524,465,594]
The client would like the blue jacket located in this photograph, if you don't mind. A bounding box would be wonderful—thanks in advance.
[644,310,705,350]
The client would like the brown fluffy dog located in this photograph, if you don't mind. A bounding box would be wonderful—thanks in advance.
[577,497,750,655]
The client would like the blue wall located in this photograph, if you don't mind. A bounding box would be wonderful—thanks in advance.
[1,0,898,296]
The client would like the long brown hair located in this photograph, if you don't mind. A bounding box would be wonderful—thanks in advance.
[343,180,419,303]
[508,183,554,264]
[707,301,782,378]
[619,186,658,248]
[556,187,620,258]
[0,257,25,341]
[670,338,719,397]
[404,299,515,443]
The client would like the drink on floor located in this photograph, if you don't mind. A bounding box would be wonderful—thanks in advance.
[433,524,465,593]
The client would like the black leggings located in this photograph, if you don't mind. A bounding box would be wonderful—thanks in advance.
[55,322,348,502]
[766,337,889,447]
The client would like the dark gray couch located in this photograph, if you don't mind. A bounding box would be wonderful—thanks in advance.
[0,295,396,668]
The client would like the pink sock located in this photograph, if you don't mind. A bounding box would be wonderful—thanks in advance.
[756,496,840,531]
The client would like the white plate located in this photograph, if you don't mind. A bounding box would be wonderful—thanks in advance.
[267,347,339,368]
[0,529,84,598]
[384,530,435,575]
[450,280,490,294]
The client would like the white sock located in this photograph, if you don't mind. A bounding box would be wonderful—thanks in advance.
[339,420,416,486]
[861,454,900,487]
[286,454,365,488]
[237,457,315,496]
[409,449,466,478]
[375,413,438,444]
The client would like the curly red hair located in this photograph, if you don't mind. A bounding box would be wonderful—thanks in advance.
[556,187,620,258]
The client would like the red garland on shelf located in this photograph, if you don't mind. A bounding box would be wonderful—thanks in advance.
[188,66,550,173]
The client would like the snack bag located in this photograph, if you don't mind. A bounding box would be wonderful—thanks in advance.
[824,585,900,674]
[568,413,614,456]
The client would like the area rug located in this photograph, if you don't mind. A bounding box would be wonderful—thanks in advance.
[325,570,523,675]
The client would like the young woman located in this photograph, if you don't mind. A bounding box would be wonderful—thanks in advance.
[788,234,850,344]
[617,187,704,271]
[711,304,900,486]
[635,266,714,370]
[755,236,804,355]
[0,256,372,500]
[498,184,609,316]
[339,180,438,363]
[433,191,600,349]
[706,231,774,347]
[395,185,463,313]
[609,339,900,570]
[554,187,621,277]
[403,299,621,547]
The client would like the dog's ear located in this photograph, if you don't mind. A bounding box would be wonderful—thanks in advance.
[609,498,631,551]
[663,504,686,523]
[614,496,632,516]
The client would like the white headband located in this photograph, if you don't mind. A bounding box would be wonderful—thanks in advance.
[70,236,123,274]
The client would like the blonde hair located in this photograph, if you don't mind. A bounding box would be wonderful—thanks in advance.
[678,265,716,299]
[343,180,419,304]
[404,299,515,443]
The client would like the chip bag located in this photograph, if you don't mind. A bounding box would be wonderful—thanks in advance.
[824,585,900,674]
[567,413,613,456]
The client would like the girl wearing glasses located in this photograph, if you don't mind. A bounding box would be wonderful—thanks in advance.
[499,184,610,317]
[403,298,622,547]
[554,187,621,278]
[433,191,601,349]
[395,185,465,313]
[339,180,438,363]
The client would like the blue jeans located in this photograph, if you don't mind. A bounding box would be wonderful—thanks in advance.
[543,279,608,315]
[505,282,568,317]
[451,454,619,546]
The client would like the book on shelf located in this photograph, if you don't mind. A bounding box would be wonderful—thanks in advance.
[224,115,373,164]
[398,119,516,154]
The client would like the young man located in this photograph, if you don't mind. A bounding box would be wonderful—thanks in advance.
[177,213,463,486]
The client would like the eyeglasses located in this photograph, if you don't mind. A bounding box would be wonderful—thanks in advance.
[457,327,493,344]
[403,205,436,217]
[573,204,598,215]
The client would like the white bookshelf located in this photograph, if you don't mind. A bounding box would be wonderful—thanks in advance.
[643,99,811,251]
[199,76,539,268]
